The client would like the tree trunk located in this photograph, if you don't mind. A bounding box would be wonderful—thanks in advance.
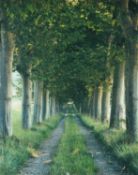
[95,85,103,120]
[94,88,98,119]
[41,85,46,121]
[125,40,138,142]
[33,80,43,124]
[119,0,138,142]
[55,100,60,114]
[92,89,96,118]
[87,95,93,116]
[102,75,113,123]
[0,19,15,137]
[49,96,52,116]
[51,96,56,116]
[21,69,32,129]
[110,62,125,128]
[102,87,112,123]
[46,90,50,119]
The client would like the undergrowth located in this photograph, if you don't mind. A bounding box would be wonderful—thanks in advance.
[0,109,61,175]
[80,115,138,174]
[50,117,97,175]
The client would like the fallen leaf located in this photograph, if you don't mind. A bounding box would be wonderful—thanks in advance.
[30,151,40,158]
[43,160,53,164]
[28,147,40,158]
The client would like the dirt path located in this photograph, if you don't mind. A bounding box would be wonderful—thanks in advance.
[76,118,131,175]
[18,117,132,175]
[18,119,64,175]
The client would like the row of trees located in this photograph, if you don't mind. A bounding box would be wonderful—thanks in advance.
[0,0,138,143]
[85,0,138,143]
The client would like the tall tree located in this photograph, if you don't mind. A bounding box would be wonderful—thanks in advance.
[118,0,138,142]
[0,8,15,137]
[33,80,43,124]
[21,64,32,129]
[110,61,126,128]
[95,85,103,120]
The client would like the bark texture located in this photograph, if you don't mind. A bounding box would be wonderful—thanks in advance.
[102,78,113,123]
[102,35,114,123]
[110,62,125,128]
[0,17,15,137]
[92,89,96,118]
[21,66,32,129]
[33,80,43,124]
[51,96,56,116]
[95,86,103,120]
[46,90,50,119]
[88,95,93,117]
[41,86,46,121]
[120,0,138,142]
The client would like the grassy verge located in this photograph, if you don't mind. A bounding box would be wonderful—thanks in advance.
[50,117,97,175]
[0,109,62,175]
[80,115,138,174]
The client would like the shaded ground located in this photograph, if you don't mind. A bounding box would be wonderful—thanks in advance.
[18,119,64,175]
[76,117,131,175]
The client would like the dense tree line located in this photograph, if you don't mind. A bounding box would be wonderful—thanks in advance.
[0,0,138,143]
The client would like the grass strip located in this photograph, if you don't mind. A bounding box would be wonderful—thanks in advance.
[80,115,138,175]
[50,117,97,175]
[0,112,62,175]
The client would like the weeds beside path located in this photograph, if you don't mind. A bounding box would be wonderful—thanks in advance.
[1,115,134,175]
[0,116,62,175]
[18,119,64,175]
[79,116,134,175]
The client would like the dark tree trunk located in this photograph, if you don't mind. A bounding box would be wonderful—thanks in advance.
[33,80,43,124]
[41,85,46,121]
[125,41,138,142]
[92,88,96,118]
[21,67,32,129]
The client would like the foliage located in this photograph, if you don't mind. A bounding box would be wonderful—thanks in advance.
[1,0,124,104]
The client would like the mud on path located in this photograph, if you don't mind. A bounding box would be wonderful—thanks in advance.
[18,119,64,175]
[76,118,131,175]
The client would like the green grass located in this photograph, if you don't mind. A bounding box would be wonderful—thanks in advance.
[80,115,138,174]
[50,117,97,175]
[0,109,62,175]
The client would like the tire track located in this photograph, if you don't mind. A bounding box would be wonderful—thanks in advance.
[18,119,64,175]
[76,118,131,175]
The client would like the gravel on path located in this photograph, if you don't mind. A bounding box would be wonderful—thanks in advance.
[76,118,131,175]
[18,119,64,175]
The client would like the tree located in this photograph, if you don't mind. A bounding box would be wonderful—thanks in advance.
[0,8,15,137]
[110,61,126,128]
[116,0,138,142]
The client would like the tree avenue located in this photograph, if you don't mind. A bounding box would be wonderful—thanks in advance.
[0,0,138,143]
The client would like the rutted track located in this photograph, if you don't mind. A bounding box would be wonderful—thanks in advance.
[18,117,132,175]
[18,119,64,175]
[76,117,130,175]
